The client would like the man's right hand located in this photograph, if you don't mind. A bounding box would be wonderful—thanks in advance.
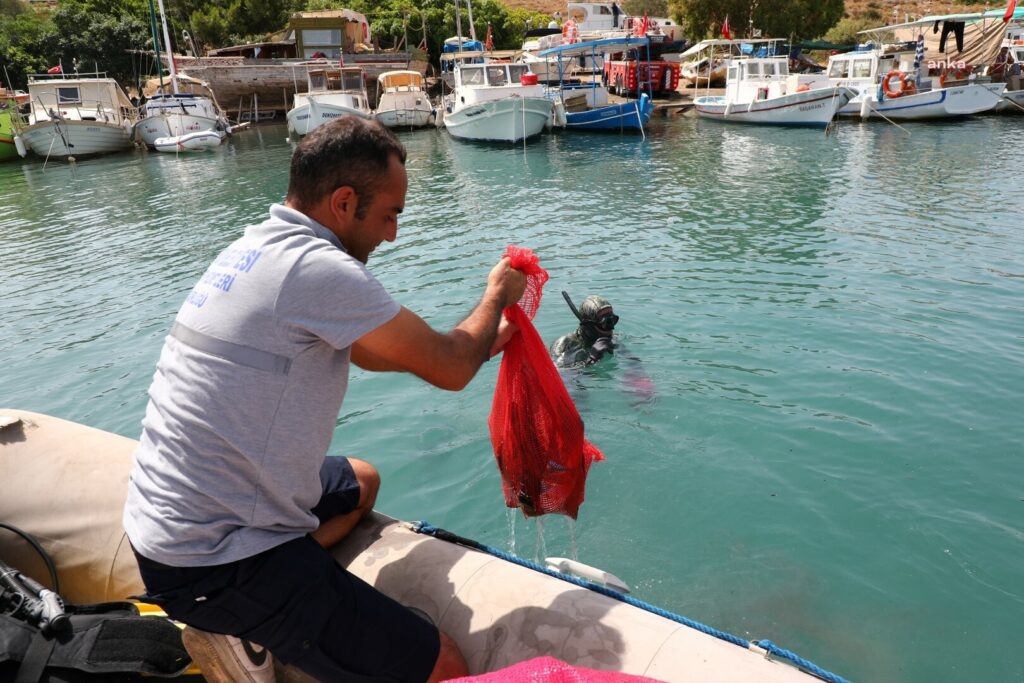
[487,258,527,309]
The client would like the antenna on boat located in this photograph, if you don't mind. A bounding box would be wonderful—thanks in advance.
[464,0,478,42]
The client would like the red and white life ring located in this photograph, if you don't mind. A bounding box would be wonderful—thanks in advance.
[882,70,910,97]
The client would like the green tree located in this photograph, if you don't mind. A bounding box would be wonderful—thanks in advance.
[671,0,844,41]
[0,10,57,89]
[622,0,668,18]
[49,3,150,83]
[822,16,874,45]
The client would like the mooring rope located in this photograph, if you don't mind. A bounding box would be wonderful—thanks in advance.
[411,521,850,683]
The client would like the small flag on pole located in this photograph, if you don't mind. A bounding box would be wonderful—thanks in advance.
[1004,0,1017,22]
[485,23,494,51]
[47,64,62,74]
[721,16,732,40]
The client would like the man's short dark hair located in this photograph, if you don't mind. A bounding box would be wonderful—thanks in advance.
[286,118,407,219]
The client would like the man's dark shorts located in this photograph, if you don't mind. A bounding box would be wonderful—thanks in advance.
[134,457,440,682]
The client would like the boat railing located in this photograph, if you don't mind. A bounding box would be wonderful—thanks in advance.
[28,71,110,81]
[27,95,136,125]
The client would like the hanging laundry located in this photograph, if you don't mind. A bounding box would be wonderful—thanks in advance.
[939,21,965,53]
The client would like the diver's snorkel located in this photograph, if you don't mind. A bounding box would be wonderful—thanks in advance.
[562,291,584,322]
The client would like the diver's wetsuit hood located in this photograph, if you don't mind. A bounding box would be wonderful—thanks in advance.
[562,292,614,347]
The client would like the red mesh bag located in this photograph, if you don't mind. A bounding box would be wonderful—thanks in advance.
[447,656,664,682]
[489,246,604,519]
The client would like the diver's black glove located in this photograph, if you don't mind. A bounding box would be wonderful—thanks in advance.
[588,337,614,363]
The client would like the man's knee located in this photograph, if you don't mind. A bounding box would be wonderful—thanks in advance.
[427,631,468,683]
[348,458,380,509]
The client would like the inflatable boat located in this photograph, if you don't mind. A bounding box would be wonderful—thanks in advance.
[153,130,225,153]
[0,410,845,682]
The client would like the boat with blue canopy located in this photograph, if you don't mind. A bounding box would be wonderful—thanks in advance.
[538,36,654,132]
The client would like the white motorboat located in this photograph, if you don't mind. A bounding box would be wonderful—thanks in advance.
[14,72,137,161]
[153,129,226,152]
[823,46,1004,119]
[694,56,856,128]
[0,408,846,683]
[287,66,372,137]
[133,0,229,149]
[443,63,554,143]
[373,70,434,128]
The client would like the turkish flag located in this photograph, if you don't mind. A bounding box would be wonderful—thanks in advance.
[1004,0,1017,22]
[721,15,732,40]
[47,64,62,74]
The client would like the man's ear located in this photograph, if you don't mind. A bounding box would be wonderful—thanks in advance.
[330,185,359,224]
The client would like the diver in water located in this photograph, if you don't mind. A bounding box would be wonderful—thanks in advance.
[550,292,619,368]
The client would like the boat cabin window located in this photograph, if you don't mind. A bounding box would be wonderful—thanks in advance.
[57,87,81,104]
[878,56,895,75]
[851,59,872,78]
[461,66,485,85]
[828,60,850,78]
[340,70,362,91]
[728,65,738,82]
[508,64,530,81]
[746,63,761,77]
[309,72,328,90]
[763,62,776,76]
[486,66,509,86]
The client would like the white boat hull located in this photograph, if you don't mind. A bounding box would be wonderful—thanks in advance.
[19,119,133,160]
[374,92,434,128]
[287,97,372,137]
[839,83,1003,119]
[444,96,553,142]
[135,113,223,148]
[993,86,1024,112]
[153,130,226,152]
[695,87,854,127]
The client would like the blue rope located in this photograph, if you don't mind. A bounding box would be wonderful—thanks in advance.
[412,521,850,683]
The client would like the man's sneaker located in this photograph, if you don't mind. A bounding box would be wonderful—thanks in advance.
[181,626,276,683]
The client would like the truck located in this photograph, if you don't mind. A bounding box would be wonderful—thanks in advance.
[603,58,680,97]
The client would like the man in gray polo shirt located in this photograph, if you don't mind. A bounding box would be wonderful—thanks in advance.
[123,118,525,682]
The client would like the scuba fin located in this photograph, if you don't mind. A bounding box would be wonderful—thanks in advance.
[561,291,583,322]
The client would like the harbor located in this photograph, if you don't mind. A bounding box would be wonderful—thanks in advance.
[2,0,1024,680]
[2,113,1023,682]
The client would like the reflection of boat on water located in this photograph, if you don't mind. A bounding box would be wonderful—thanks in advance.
[287,66,372,137]
[0,408,847,683]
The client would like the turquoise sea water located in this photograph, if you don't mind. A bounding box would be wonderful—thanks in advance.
[2,117,1022,682]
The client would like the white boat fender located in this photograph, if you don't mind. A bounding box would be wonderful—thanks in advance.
[14,135,27,158]
[859,97,871,119]
[723,101,733,117]
[545,557,631,594]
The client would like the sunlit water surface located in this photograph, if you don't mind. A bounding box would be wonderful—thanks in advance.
[2,116,1022,682]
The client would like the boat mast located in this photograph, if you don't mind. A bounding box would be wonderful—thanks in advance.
[156,0,179,94]
[455,0,464,47]
[465,0,478,42]
[146,0,165,94]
